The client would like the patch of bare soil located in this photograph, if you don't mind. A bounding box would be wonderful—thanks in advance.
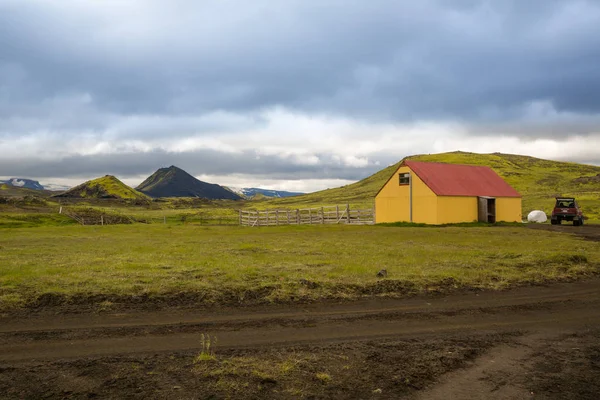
[523,330,600,399]
[573,174,600,184]
[0,333,515,400]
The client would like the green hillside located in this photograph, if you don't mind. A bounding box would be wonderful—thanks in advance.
[54,175,150,201]
[261,161,401,208]
[0,184,55,198]
[265,152,600,221]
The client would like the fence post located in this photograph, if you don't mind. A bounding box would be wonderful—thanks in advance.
[308,209,312,225]
[239,210,242,226]
[373,200,376,224]
[296,209,300,224]
[286,210,290,224]
[275,210,279,226]
[321,207,324,224]
[336,205,339,223]
[346,204,350,224]
[101,216,104,226]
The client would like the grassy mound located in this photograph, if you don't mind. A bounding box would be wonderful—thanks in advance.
[54,175,150,201]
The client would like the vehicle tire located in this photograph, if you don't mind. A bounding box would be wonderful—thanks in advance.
[551,219,558,225]
[573,220,580,226]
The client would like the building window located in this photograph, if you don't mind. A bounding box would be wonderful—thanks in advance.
[399,173,410,185]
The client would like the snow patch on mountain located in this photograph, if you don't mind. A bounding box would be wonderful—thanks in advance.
[10,179,26,187]
[43,183,72,191]
[227,187,304,198]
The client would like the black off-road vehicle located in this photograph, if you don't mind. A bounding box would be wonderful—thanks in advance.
[551,197,585,226]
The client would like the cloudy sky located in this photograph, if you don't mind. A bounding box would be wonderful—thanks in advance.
[1,0,600,191]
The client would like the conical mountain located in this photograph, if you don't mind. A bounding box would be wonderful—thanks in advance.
[53,175,149,200]
[136,166,242,200]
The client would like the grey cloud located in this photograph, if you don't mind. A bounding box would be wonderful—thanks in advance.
[1,0,600,187]
[1,0,600,133]
[0,149,380,183]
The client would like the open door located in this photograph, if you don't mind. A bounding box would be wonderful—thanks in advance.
[478,197,496,223]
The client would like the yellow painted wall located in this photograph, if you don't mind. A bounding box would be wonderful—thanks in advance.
[496,197,522,222]
[436,196,478,224]
[375,166,438,224]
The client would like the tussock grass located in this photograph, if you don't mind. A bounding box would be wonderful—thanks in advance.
[0,213,76,228]
[194,334,218,363]
[0,224,598,311]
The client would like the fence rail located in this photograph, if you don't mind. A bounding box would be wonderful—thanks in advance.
[60,206,134,225]
[240,205,374,227]
[138,215,239,226]
[59,207,238,226]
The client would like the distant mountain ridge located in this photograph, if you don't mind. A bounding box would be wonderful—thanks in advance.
[0,178,70,192]
[0,178,44,190]
[229,187,304,199]
[54,175,149,200]
[136,166,242,200]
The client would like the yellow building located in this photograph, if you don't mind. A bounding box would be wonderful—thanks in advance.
[375,161,522,224]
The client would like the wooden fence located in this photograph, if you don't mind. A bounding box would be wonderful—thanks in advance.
[60,207,134,226]
[59,207,238,226]
[138,214,238,226]
[239,205,374,227]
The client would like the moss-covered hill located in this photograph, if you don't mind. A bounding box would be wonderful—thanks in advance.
[53,175,150,201]
[265,152,600,221]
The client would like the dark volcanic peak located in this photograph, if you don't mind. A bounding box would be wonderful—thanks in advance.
[54,175,149,200]
[136,166,242,200]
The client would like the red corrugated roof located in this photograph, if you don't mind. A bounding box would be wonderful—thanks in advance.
[404,161,521,197]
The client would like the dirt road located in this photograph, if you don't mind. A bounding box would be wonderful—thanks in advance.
[526,222,600,241]
[2,278,600,399]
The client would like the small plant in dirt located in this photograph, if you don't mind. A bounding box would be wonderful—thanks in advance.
[315,372,332,383]
[194,333,217,363]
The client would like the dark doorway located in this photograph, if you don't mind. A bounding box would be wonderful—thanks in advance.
[478,197,496,223]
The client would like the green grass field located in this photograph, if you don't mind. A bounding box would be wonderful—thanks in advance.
[1,224,598,311]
